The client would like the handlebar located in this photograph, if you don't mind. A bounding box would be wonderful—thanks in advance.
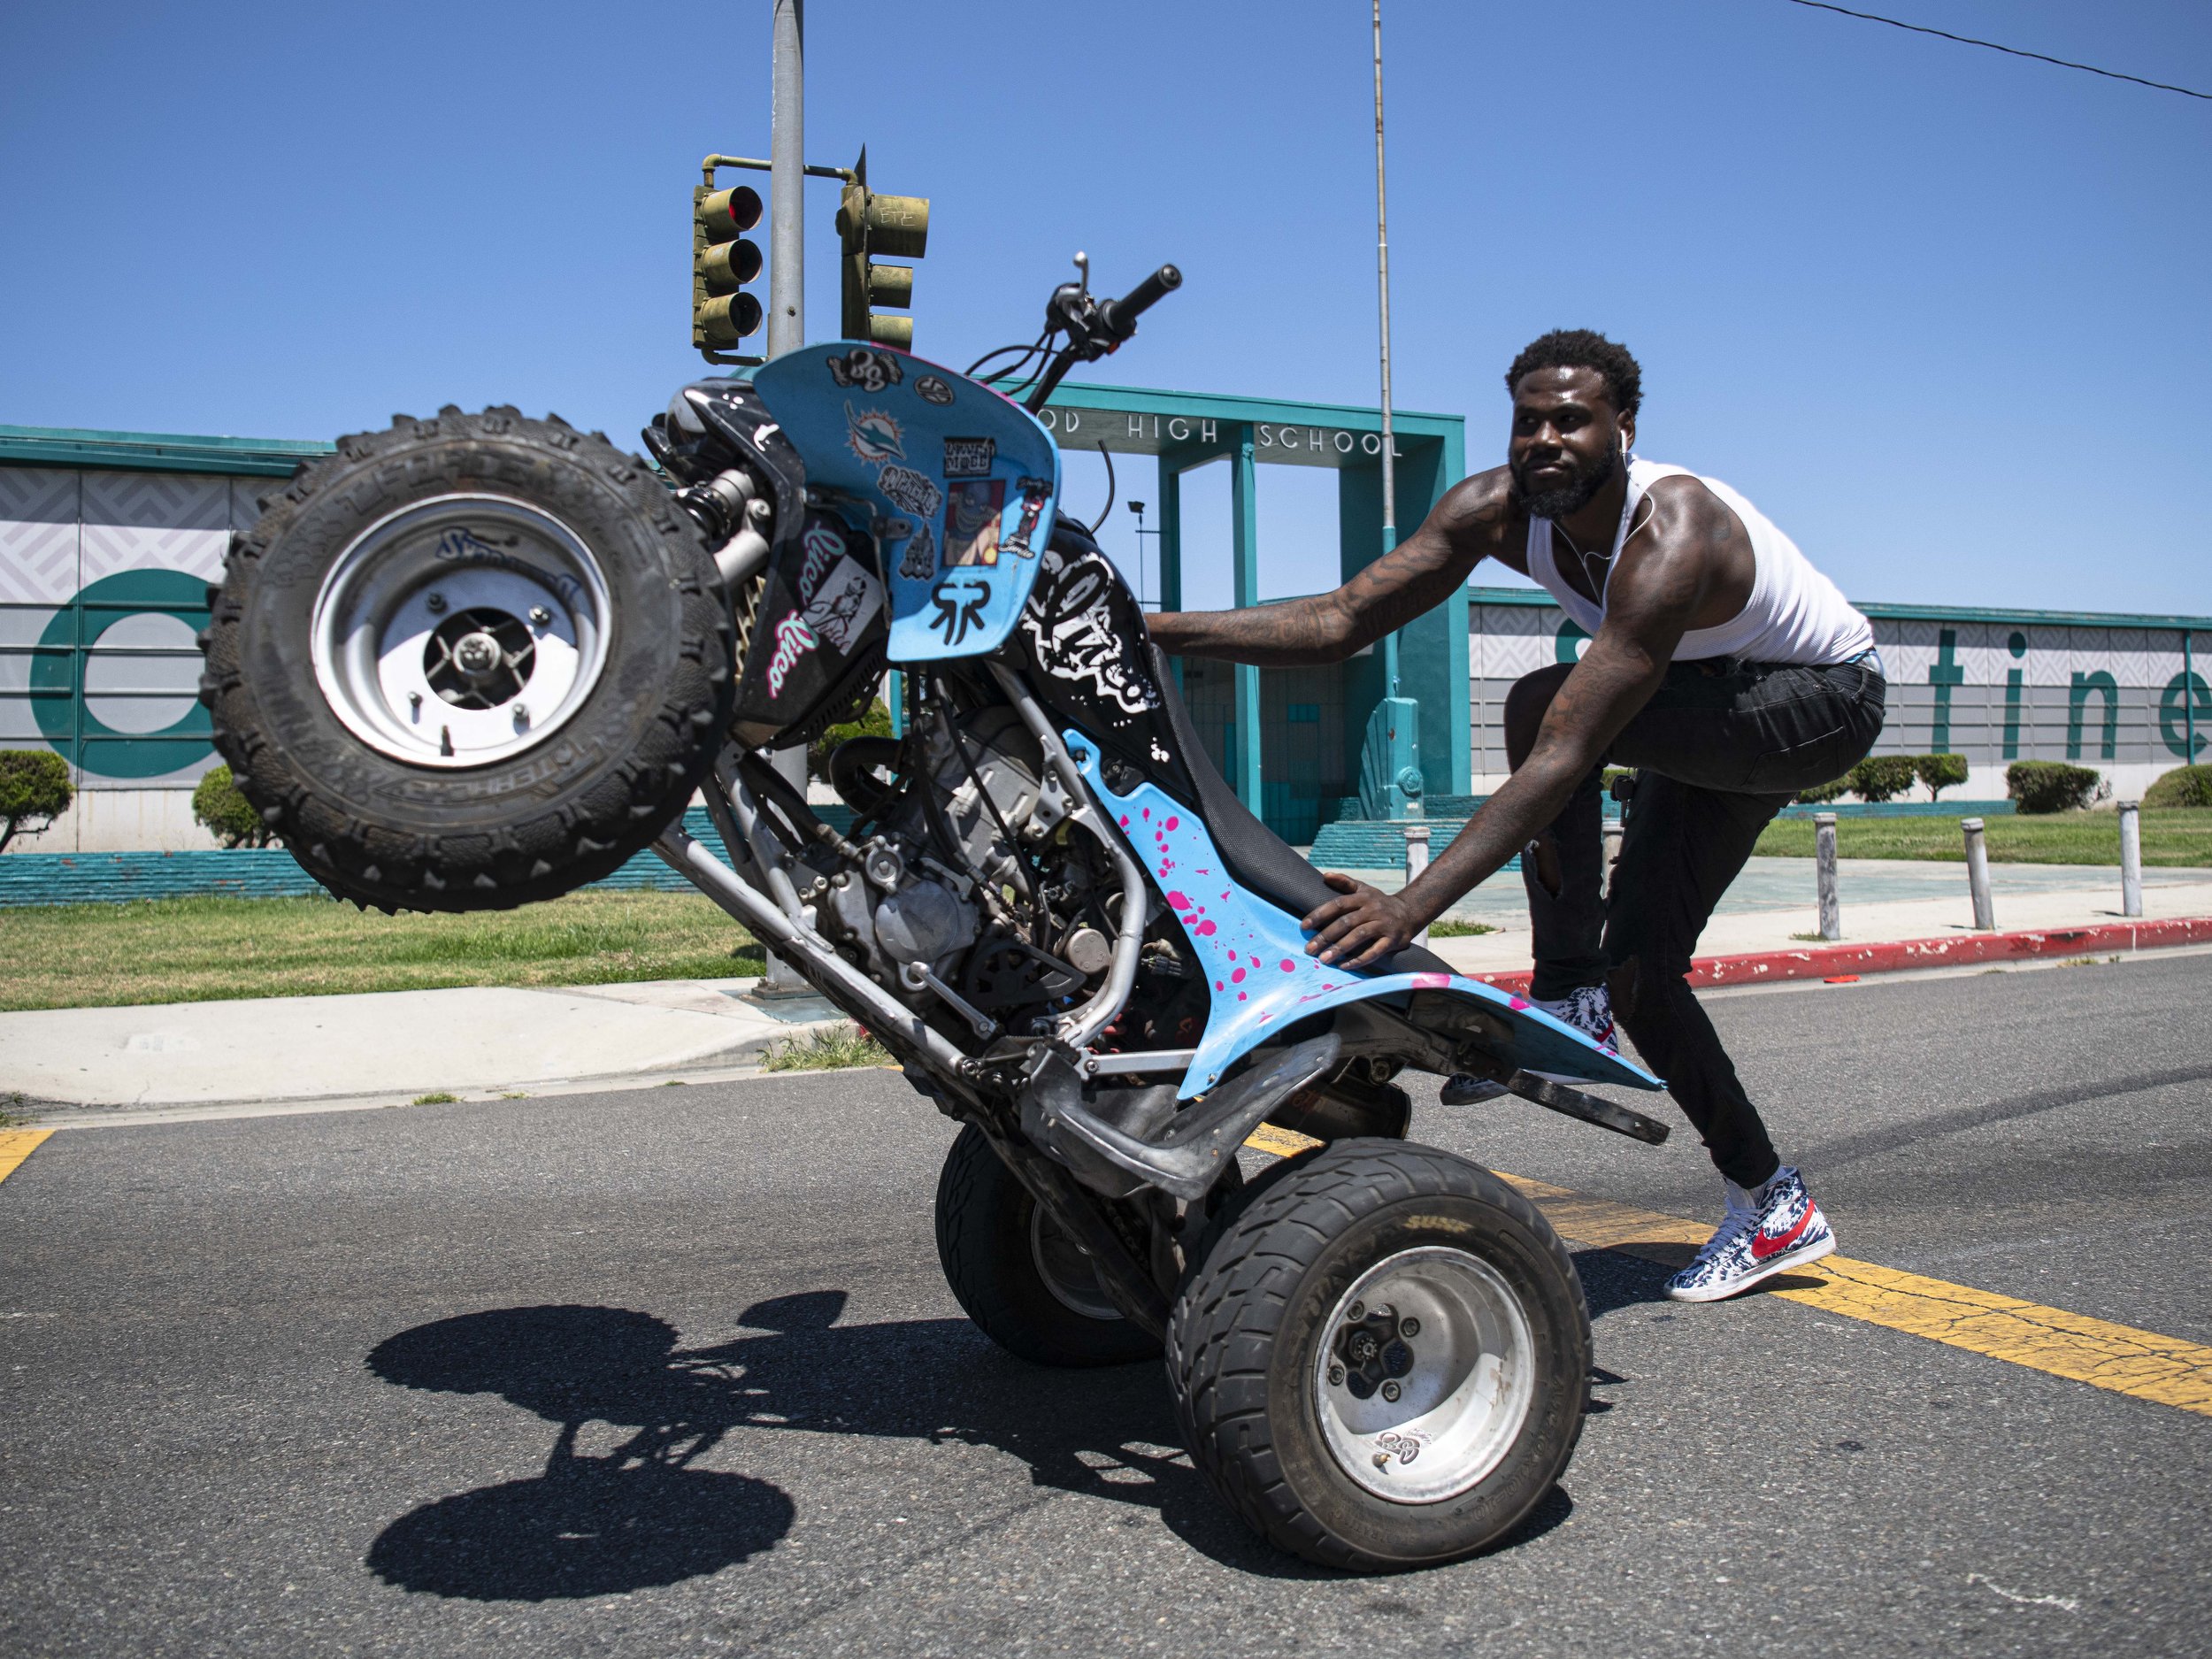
[1097,264,1182,341]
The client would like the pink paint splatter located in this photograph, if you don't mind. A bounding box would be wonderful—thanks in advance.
[1166,891,1190,910]
[1231,968,1246,984]
[1195,920,1216,936]
[1280,959,1295,972]
[1118,815,1129,827]
[1238,992,1248,1001]
[1509,995,1530,1010]
[1165,816,1179,830]
[1412,972,1452,989]
[1141,807,1149,819]
[1214,980,1225,992]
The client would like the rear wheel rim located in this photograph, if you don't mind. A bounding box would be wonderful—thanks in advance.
[1311,1244,1537,1504]
[1029,1205,1122,1323]
[309,494,613,770]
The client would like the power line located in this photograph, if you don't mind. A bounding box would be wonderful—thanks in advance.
[1782,0,2211,102]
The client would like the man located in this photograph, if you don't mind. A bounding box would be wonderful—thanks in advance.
[1147,329,1885,1302]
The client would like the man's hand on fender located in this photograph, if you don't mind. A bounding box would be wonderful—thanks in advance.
[1302,872,1423,971]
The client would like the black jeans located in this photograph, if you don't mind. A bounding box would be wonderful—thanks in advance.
[1522,657,1886,1187]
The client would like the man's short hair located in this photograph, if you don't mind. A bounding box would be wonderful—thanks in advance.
[1506,329,1642,421]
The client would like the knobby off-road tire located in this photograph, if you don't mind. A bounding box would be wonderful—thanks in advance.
[1167,1140,1591,1571]
[199,407,732,911]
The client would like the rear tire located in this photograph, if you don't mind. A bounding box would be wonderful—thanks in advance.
[1167,1140,1590,1571]
[198,407,732,911]
[933,1124,1163,1368]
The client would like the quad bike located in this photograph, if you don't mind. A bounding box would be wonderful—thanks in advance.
[199,258,1671,1571]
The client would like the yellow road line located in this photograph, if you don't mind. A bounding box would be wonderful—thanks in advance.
[0,1128,54,1185]
[1240,1127,2212,1417]
[1496,1171,2212,1418]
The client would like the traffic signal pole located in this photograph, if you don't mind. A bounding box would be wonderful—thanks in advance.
[769,0,804,360]
[761,0,812,998]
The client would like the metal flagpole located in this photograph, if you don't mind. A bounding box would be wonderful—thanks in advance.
[759,0,811,998]
[1371,0,1400,698]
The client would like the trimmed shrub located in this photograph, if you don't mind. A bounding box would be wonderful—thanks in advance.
[808,697,895,786]
[0,749,72,852]
[2007,760,2101,816]
[1846,755,1919,803]
[1795,775,1851,805]
[2143,764,2212,809]
[1915,753,1970,802]
[192,764,279,848]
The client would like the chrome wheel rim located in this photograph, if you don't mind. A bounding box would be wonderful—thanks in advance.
[1029,1205,1122,1322]
[309,495,612,770]
[1312,1244,1537,1504]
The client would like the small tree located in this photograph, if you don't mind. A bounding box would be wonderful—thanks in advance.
[0,749,73,852]
[192,764,279,849]
[1847,755,1919,803]
[1795,775,1852,805]
[1915,753,1970,802]
[2007,760,2101,815]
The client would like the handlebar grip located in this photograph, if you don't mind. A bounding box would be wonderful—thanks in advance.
[1099,264,1182,340]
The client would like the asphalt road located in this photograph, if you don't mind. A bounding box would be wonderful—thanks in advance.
[3,952,2208,1657]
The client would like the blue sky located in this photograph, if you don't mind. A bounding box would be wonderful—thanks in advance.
[3,1,2207,616]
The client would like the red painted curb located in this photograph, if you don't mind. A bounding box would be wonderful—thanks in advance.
[1460,915,2212,996]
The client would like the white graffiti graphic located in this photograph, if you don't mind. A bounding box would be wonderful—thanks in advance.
[1021,548,1159,716]
[764,611,819,698]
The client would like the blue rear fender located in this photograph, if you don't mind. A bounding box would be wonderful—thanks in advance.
[1059,731,1662,1098]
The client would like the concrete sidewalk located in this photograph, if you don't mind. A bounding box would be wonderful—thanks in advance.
[7,857,2205,1118]
[4,978,844,1114]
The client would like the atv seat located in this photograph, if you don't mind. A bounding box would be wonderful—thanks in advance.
[1147,643,1455,979]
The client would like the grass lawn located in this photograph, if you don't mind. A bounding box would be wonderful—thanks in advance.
[1754,808,2212,866]
[0,889,764,1012]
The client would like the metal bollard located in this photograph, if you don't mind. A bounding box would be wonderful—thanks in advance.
[1962,817,1996,931]
[1403,825,1432,948]
[1814,811,1840,941]
[2119,800,2143,918]
[1601,819,1624,900]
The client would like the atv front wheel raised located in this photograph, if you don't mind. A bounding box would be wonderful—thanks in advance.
[1168,1140,1590,1571]
[199,407,732,910]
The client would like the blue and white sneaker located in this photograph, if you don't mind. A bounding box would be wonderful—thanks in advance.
[1664,1166,1837,1302]
[1440,984,1617,1103]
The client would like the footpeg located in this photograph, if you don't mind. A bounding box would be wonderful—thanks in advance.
[1501,1069,1670,1143]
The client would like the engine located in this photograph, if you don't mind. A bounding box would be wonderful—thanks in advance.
[803,707,1124,1038]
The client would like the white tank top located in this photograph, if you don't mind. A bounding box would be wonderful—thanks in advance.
[1526,457,1874,666]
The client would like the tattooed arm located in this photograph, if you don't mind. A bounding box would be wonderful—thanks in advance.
[1302,477,1737,967]
[1146,467,1518,665]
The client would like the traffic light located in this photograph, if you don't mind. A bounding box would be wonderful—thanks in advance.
[837,150,928,348]
[694,181,764,358]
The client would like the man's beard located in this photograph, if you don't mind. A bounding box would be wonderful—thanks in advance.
[1513,443,1618,520]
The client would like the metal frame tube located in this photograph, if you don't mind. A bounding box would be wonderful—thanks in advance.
[652,822,972,1077]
